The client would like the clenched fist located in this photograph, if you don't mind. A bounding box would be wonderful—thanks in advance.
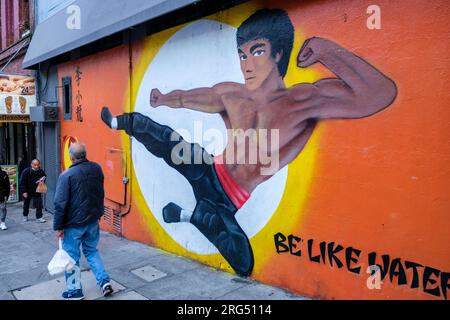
[150,88,163,107]
[297,37,332,68]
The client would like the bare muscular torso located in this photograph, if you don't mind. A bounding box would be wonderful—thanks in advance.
[217,82,316,193]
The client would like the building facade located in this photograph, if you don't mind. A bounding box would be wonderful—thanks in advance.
[0,0,36,170]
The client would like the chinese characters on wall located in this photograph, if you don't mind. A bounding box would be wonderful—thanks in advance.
[75,66,83,122]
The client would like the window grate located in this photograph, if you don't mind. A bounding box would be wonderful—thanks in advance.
[62,76,72,120]
[103,206,112,224]
[103,206,121,236]
[112,212,122,235]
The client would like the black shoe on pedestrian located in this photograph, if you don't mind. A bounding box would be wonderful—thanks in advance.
[62,289,85,300]
[101,282,114,297]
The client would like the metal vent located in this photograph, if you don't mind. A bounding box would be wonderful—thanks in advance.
[112,212,122,235]
[103,206,121,236]
[103,206,112,224]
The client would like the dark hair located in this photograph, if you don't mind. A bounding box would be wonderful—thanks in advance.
[236,9,294,78]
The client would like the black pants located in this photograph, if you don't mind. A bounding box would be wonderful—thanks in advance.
[23,194,43,219]
[117,112,254,276]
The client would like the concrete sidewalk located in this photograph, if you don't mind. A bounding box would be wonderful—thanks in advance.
[0,202,307,300]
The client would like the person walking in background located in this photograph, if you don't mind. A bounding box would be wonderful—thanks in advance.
[17,155,28,179]
[19,159,46,223]
[53,142,113,300]
[17,155,28,201]
[0,167,10,230]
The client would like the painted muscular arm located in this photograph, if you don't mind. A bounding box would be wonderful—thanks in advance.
[293,37,397,119]
[150,84,229,113]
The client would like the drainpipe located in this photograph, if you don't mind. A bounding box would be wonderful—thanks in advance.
[117,28,133,216]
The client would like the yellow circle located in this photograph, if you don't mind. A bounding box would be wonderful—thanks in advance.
[125,3,324,275]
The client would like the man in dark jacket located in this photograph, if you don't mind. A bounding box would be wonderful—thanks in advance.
[19,159,46,223]
[17,155,28,201]
[0,167,11,230]
[53,142,113,300]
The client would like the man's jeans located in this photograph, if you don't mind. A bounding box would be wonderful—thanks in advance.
[0,201,6,222]
[63,220,110,292]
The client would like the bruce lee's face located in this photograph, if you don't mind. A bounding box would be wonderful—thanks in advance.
[238,39,280,90]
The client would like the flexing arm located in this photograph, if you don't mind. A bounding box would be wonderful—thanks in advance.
[293,37,397,119]
[150,84,230,113]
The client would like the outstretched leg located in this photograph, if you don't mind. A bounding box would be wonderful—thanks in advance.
[162,164,255,277]
[194,199,253,276]
[162,199,253,277]
[101,107,210,182]
[101,107,254,276]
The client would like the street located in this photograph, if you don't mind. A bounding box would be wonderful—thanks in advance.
[0,202,306,300]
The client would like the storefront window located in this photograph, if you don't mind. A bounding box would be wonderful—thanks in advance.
[62,76,72,120]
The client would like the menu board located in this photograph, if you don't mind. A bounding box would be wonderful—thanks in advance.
[0,165,19,203]
[0,75,36,117]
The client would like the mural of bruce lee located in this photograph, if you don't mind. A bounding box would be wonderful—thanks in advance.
[101,9,397,276]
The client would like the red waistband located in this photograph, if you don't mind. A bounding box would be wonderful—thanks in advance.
[214,155,250,209]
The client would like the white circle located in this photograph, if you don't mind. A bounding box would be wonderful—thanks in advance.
[133,20,288,254]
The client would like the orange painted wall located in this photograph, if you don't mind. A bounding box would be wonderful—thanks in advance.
[57,0,450,299]
[57,42,156,242]
[259,0,450,300]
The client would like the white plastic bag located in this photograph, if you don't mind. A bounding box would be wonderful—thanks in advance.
[47,239,76,276]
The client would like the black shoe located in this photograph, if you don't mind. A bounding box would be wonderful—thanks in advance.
[62,289,85,300]
[163,202,182,223]
[101,106,113,128]
[101,282,114,297]
[190,199,254,277]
